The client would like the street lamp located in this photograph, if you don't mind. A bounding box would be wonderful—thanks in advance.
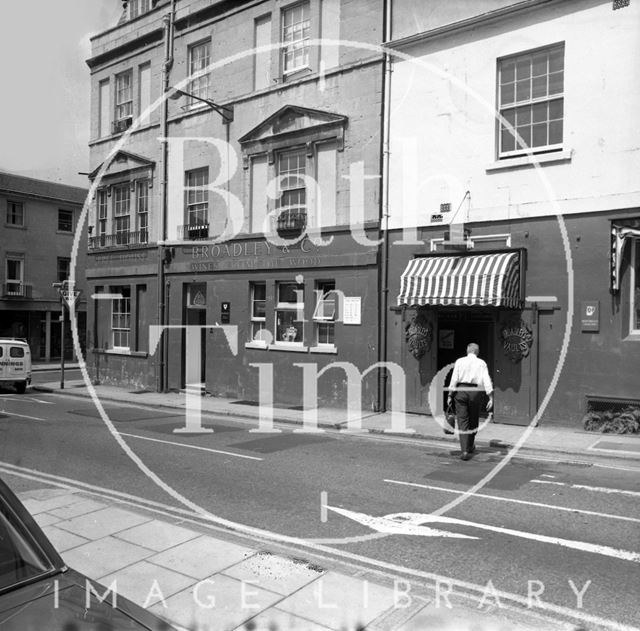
[168,87,234,124]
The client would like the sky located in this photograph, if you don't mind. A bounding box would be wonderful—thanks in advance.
[0,1,122,188]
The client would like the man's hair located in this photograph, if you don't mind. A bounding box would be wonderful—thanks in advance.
[467,343,480,355]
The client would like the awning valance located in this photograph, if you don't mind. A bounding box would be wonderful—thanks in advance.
[397,252,522,308]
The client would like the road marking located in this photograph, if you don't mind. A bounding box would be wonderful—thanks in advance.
[328,505,640,563]
[26,397,55,404]
[118,432,264,461]
[0,410,46,421]
[384,479,640,524]
[540,474,556,478]
[532,479,640,498]
[0,461,634,631]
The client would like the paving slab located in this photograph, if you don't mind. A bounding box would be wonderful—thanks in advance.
[42,524,90,552]
[148,574,282,631]
[54,505,153,539]
[62,535,154,578]
[100,560,197,607]
[48,497,108,519]
[239,606,334,631]
[115,518,201,552]
[32,512,62,528]
[148,535,255,580]
[276,571,398,630]
[21,492,83,514]
[222,551,324,596]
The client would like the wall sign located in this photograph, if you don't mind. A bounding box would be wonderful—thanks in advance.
[438,329,454,349]
[221,301,231,324]
[581,300,599,332]
[500,319,533,363]
[343,297,361,325]
[405,312,433,360]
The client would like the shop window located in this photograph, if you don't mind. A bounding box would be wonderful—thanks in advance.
[498,43,564,158]
[58,209,73,233]
[275,281,304,344]
[113,184,130,244]
[57,257,71,283]
[111,286,131,350]
[632,239,640,334]
[250,282,267,341]
[313,280,336,346]
[185,168,209,239]
[6,201,24,227]
[188,40,211,106]
[281,2,311,75]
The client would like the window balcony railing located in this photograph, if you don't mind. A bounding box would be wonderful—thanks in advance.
[2,283,32,299]
[177,223,210,241]
[88,230,149,250]
[275,207,307,236]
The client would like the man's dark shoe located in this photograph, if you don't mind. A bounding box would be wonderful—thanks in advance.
[444,428,454,435]
[460,451,470,461]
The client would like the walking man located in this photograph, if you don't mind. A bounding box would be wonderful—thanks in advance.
[447,343,493,461]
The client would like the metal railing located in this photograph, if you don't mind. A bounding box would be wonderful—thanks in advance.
[177,223,210,241]
[88,230,149,249]
[2,283,32,298]
[276,208,307,233]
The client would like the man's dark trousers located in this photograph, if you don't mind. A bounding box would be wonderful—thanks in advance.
[454,384,482,453]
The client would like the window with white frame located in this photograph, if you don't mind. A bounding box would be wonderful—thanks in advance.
[136,180,149,242]
[6,201,24,227]
[58,209,73,232]
[275,282,304,343]
[250,282,267,342]
[185,168,209,239]
[57,257,71,283]
[277,148,307,231]
[113,184,131,245]
[282,2,310,74]
[188,41,211,104]
[114,70,133,122]
[97,189,108,244]
[313,280,336,346]
[129,0,150,20]
[111,286,131,349]
[5,257,23,295]
[498,43,564,157]
[632,239,640,333]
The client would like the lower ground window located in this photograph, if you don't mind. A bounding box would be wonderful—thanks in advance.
[111,286,131,349]
[313,280,336,346]
[275,282,304,343]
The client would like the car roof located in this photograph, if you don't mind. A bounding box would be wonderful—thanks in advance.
[0,338,29,345]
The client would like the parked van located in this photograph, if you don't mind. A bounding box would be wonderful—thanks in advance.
[0,338,32,394]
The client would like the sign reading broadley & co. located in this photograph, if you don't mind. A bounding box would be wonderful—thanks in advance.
[182,236,376,272]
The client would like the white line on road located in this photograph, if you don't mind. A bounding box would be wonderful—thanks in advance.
[532,479,640,498]
[384,479,640,524]
[118,432,264,461]
[0,410,46,421]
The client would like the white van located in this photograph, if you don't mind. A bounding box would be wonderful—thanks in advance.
[0,338,32,394]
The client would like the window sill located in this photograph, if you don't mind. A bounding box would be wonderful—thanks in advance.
[309,345,338,354]
[486,149,573,172]
[93,348,148,358]
[245,341,268,350]
[268,343,308,353]
[4,224,26,230]
[623,332,640,342]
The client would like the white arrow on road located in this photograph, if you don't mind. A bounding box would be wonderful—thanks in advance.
[327,505,640,562]
[326,505,478,539]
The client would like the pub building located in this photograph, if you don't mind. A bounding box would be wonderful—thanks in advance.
[383,0,640,426]
[85,0,385,410]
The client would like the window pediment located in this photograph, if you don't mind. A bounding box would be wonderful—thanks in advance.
[89,150,155,181]
[239,105,347,161]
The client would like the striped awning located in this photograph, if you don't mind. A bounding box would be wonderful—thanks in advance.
[397,252,521,308]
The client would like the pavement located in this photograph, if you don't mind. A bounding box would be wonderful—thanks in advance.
[30,369,640,465]
[17,486,563,631]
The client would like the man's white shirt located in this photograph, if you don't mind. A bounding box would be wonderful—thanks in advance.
[449,353,493,394]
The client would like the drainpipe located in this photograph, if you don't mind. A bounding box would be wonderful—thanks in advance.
[377,0,392,412]
[157,0,176,393]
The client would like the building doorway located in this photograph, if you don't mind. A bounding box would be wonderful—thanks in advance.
[181,283,207,390]
[437,310,495,413]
